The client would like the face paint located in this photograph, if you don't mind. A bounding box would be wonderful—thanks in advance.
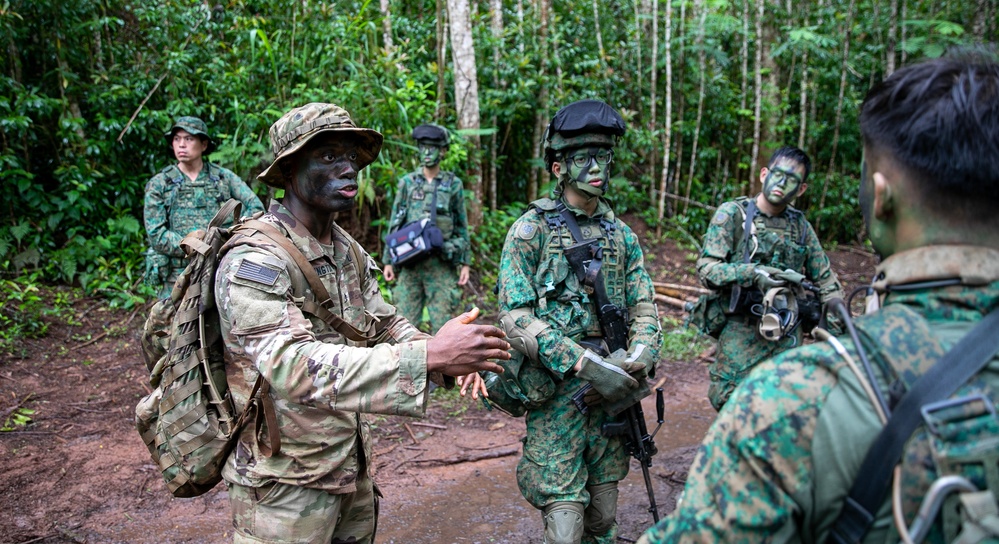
[288,135,361,213]
[563,146,613,197]
[418,143,443,167]
[762,160,804,206]
[858,157,891,258]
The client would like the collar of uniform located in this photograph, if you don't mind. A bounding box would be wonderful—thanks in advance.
[413,169,446,185]
[874,245,999,290]
[560,196,614,220]
[264,202,342,264]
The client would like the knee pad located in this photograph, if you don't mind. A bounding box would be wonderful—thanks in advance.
[584,482,619,535]
[542,501,584,544]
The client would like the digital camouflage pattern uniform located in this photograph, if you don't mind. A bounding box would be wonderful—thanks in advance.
[383,170,470,332]
[697,196,843,410]
[217,202,442,543]
[144,161,263,298]
[638,245,999,544]
[498,196,663,544]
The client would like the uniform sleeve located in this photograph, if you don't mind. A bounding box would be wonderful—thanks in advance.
[217,246,430,418]
[498,215,584,377]
[143,173,185,257]
[449,177,471,266]
[225,169,265,216]
[696,202,756,290]
[637,348,839,544]
[620,224,663,365]
[800,221,845,303]
[382,176,408,263]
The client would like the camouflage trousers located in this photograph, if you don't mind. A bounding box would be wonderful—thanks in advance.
[708,314,798,411]
[227,475,378,544]
[392,256,460,334]
[518,379,629,544]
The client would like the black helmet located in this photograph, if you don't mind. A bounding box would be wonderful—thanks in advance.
[543,100,625,171]
[412,123,450,147]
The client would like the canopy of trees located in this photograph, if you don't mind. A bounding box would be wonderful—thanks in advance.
[0,0,992,299]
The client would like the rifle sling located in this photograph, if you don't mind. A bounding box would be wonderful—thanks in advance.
[827,307,999,544]
[728,198,758,313]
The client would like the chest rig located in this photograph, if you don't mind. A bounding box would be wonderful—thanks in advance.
[532,198,626,338]
[163,163,231,211]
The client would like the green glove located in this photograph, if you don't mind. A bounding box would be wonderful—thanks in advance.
[575,349,645,404]
[753,266,786,292]
[775,269,806,285]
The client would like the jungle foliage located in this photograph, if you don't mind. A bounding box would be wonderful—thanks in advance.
[0,0,992,304]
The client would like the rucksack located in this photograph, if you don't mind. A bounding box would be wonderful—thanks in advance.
[135,199,375,498]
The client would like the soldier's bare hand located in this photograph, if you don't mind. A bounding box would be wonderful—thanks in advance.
[383,264,395,282]
[457,372,488,399]
[427,308,510,376]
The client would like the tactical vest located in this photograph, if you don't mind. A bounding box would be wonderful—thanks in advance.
[161,162,232,212]
[391,171,457,241]
[730,196,810,273]
[528,197,628,341]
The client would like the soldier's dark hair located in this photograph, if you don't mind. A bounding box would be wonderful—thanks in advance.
[860,49,999,222]
[767,146,811,183]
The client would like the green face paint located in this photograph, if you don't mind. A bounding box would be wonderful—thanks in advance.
[763,160,804,206]
[418,143,443,167]
[563,146,613,197]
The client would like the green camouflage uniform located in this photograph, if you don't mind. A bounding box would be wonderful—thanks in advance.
[697,196,843,411]
[383,169,470,333]
[497,196,663,544]
[638,245,999,544]
[144,162,263,298]
[217,202,442,543]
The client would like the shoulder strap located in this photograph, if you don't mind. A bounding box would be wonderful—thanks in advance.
[827,307,999,544]
[740,198,757,265]
[235,219,374,343]
[429,178,440,222]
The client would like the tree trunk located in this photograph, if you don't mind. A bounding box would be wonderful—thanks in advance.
[655,0,673,236]
[446,0,483,227]
[886,0,898,75]
[817,0,856,232]
[648,0,658,203]
[488,0,504,211]
[734,0,749,193]
[380,0,394,51]
[682,0,707,217]
[749,0,764,195]
[436,0,448,120]
[528,0,551,202]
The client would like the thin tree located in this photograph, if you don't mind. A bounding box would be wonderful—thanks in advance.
[648,0,659,202]
[528,0,551,202]
[379,0,393,51]
[436,0,448,120]
[682,0,708,217]
[797,12,810,150]
[886,0,897,75]
[749,0,764,195]
[447,0,483,227]
[488,0,504,211]
[733,0,749,195]
[655,0,673,237]
[817,0,856,232]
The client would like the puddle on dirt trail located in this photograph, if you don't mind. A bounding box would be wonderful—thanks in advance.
[377,381,717,544]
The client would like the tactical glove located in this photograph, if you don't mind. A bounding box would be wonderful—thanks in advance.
[753,266,786,292]
[775,269,806,285]
[575,349,645,404]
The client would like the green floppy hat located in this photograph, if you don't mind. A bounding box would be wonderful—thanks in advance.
[164,116,215,153]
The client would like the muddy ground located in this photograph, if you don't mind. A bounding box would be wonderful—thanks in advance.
[0,221,878,544]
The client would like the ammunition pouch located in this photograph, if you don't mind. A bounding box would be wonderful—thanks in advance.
[481,349,556,417]
[686,291,728,339]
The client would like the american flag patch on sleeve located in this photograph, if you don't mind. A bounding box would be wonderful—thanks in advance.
[234,260,280,286]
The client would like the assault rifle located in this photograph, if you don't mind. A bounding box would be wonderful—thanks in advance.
[563,239,666,523]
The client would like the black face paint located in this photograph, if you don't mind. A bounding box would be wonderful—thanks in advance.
[289,136,362,213]
[564,147,613,197]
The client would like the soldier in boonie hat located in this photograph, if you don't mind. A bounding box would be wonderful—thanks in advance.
[257,102,383,188]
[164,115,215,154]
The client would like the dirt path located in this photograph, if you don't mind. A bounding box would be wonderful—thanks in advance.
[0,235,877,544]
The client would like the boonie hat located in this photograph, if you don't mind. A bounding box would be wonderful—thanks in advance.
[257,102,384,188]
[165,116,215,153]
[412,123,450,147]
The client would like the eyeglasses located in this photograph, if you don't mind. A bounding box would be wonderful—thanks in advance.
[566,149,613,169]
[767,167,802,185]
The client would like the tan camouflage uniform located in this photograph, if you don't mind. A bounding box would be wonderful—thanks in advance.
[697,196,843,411]
[638,246,999,543]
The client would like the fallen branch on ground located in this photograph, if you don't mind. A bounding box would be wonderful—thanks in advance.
[406,444,521,467]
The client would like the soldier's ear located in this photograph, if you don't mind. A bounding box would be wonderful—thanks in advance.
[872,172,893,220]
[552,160,563,177]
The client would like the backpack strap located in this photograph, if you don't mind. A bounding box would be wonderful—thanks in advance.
[827,307,999,544]
[236,219,375,343]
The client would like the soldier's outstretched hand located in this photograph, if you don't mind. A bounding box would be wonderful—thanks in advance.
[457,372,488,399]
[427,307,510,377]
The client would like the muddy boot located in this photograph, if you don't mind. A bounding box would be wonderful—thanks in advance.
[583,482,619,542]
[543,501,585,544]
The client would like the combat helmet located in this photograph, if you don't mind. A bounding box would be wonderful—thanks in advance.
[543,100,625,172]
[165,116,215,153]
[257,102,384,188]
[412,123,450,147]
